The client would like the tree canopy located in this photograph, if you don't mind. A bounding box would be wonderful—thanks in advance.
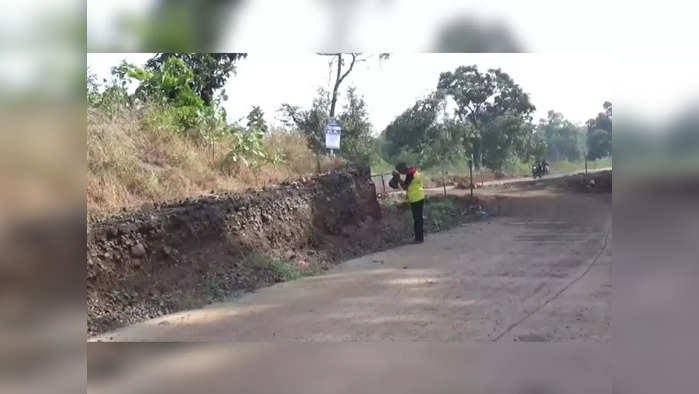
[586,101,612,159]
[145,53,247,105]
[280,86,376,165]
[536,110,586,162]
[436,65,535,167]
[437,66,535,127]
[383,93,443,158]
[280,88,332,154]
[337,87,375,164]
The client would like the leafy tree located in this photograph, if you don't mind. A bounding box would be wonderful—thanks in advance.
[246,106,268,134]
[280,87,377,165]
[86,66,130,116]
[586,101,612,159]
[123,56,233,146]
[437,65,535,167]
[128,57,202,106]
[337,87,375,164]
[480,114,536,170]
[418,119,469,169]
[586,129,610,160]
[536,110,585,162]
[279,88,331,154]
[144,53,247,105]
[383,93,443,158]
[525,129,548,162]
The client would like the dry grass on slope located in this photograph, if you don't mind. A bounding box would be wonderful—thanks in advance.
[87,109,342,217]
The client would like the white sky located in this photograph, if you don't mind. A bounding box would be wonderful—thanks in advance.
[88,0,699,53]
[87,53,614,134]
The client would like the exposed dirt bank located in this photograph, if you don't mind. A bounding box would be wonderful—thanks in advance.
[87,165,484,336]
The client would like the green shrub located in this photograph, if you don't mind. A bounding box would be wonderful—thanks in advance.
[220,128,268,174]
[425,199,457,231]
[502,157,531,176]
[249,253,319,282]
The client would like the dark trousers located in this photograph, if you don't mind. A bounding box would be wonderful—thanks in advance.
[410,199,424,242]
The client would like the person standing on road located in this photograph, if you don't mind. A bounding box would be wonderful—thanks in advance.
[394,162,425,243]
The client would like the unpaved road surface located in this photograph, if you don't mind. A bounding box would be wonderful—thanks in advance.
[91,177,611,343]
[374,167,612,196]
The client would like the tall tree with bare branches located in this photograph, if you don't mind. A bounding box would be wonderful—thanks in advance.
[318,53,389,117]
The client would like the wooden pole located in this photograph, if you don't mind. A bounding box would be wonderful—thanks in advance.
[381,173,386,194]
[469,158,474,199]
[442,168,447,196]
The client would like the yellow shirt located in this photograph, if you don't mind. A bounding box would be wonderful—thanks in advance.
[406,170,425,203]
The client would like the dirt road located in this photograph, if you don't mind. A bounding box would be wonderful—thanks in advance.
[91,177,611,343]
[373,167,611,196]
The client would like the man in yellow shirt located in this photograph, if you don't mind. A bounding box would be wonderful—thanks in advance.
[395,162,425,243]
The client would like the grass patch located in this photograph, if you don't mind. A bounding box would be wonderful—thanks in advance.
[221,289,246,302]
[503,160,532,177]
[393,197,470,235]
[550,157,612,173]
[587,157,612,169]
[249,252,320,282]
[425,199,458,231]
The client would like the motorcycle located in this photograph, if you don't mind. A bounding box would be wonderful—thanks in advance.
[388,171,401,189]
[532,162,550,179]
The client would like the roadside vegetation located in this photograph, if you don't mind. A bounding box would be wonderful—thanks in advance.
[87,53,611,216]
[87,54,344,216]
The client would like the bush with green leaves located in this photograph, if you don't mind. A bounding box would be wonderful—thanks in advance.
[425,199,457,231]
[118,56,230,143]
[86,68,130,117]
[220,132,283,175]
[221,127,267,173]
[280,87,377,166]
[246,106,268,134]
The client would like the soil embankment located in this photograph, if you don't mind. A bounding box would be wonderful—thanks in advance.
[87,164,483,336]
[88,165,381,335]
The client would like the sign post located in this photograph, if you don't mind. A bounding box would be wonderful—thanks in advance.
[325,117,341,155]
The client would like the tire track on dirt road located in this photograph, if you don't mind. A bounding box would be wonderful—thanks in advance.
[491,225,611,342]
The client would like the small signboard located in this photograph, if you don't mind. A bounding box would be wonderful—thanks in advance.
[325,118,341,150]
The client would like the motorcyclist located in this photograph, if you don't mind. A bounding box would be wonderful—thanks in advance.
[541,159,550,174]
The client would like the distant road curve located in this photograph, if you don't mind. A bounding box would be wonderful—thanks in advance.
[373,167,612,195]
